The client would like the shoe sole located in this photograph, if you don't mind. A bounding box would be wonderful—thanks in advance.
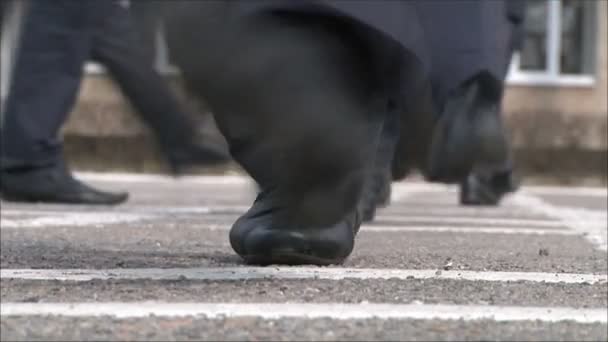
[0,192,128,205]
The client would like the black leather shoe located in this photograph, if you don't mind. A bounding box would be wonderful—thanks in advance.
[460,167,519,206]
[230,189,358,265]
[0,164,128,205]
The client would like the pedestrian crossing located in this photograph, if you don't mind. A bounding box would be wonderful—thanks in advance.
[1,175,607,341]
[3,303,606,324]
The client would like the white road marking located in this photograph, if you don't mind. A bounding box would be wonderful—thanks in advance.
[2,267,605,284]
[0,212,153,228]
[362,226,578,235]
[391,182,608,198]
[76,172,252,185]
[0,206,246,229]
[389,183,411,202]
[1,302,605,323]
[372,215,566,228]
[76,172,607,197]
[512,193,608,252]
[379,207,545,218]
[191,223,583,236]
[0,213,574,236]
[4,206,535,218]
[519,185,607,198]
[0,206,249,217]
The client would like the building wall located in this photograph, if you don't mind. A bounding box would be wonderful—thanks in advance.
[502,0,608,150]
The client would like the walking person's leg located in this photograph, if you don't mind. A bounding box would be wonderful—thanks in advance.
[0,0,128,204]
[89,1,229,174]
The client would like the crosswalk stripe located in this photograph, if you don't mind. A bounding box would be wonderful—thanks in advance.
[3,267,606,284]
[75,172,607,198]
[0,207,551,219]
[370,215,565,227]
[361,226,577,235]
[76,172,252,185]
[2,302,606,323]
[378,208,550,218]
[0,215,576,235]
[194,224,577,235]
[390,182,608,197]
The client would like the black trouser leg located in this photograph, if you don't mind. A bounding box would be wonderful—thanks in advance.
[1,0,91,170]
[88,2,227,172]
[458,15,522,206]
[0,1,129,205]
[178,12,385,225]
[358,104,400,221]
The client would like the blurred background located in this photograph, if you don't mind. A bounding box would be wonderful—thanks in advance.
[1,0,606,185]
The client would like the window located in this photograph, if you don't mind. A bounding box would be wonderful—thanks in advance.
[507,0,598,87]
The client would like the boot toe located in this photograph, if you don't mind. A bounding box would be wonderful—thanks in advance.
[230,210,357,265]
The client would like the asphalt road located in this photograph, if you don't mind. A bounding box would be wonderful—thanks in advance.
[1,173,607,341]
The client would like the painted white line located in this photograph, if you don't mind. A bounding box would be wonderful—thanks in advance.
[75,172,252,185]
[392,182,608,198]
[380,205,538,214]
[0,213,573,235]
[5,206,533,218]
[3,267,606,284]
[1,207,543,223]
[362,226,577,235]
[0,212,154,228]
[76,173,608,197]
[373,215,565,228]
[379,210,552,221]
[1,302,606,323]
[191,223,583,236]
[389,183,411,202]
[511,193,608,252]
[391,182,456,193]
[72,172,608,203]
[1,206,248,217]
[0,206,247,229]
[521,185,607,198]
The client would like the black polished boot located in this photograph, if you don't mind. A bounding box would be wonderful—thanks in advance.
[427,74,509,184]
[229,189,359,265]
[460,161,519,206]
[0,162,128,205]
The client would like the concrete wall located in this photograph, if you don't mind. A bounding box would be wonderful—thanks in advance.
[503,0,608,151]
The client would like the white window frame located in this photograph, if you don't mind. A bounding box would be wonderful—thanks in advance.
[507,0,596,87]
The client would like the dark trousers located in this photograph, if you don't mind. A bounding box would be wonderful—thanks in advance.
[379,0,527,181]
[1,0,191,170]
[162,5,412,225]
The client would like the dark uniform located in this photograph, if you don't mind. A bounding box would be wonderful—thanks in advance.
[145,0,524,265]
[154,0,433,265]
[360,0,527,220]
